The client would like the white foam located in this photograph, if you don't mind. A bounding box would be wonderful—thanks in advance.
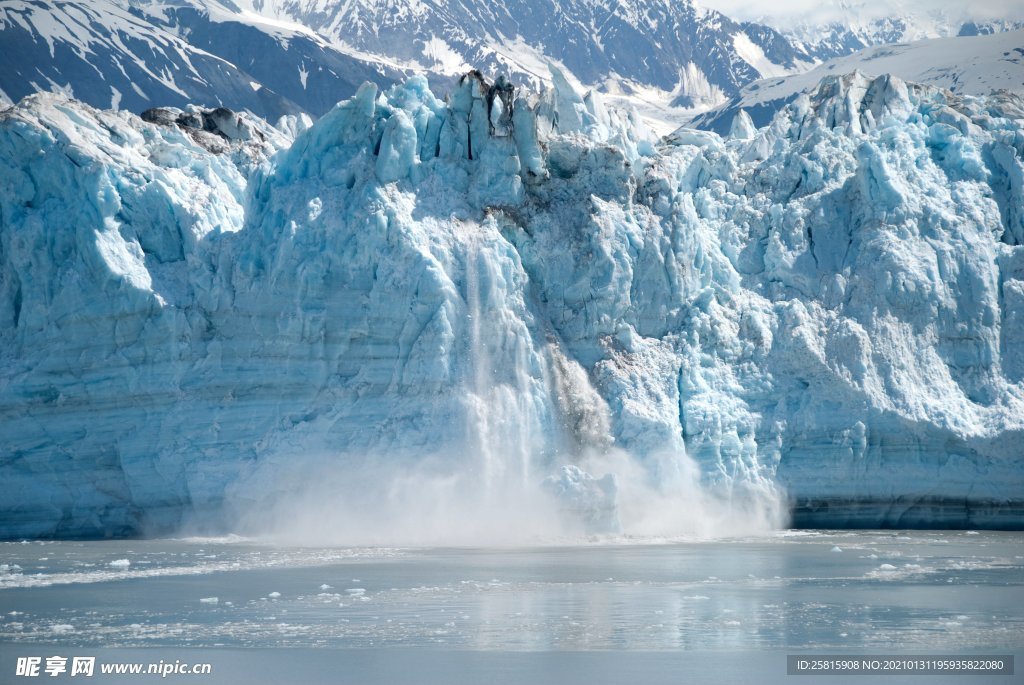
[0,548,401,589]
[171,534,254,544]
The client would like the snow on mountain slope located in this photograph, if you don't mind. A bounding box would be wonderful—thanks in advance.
[2,68,1023,539]
[6,0,1021,135]
[0,0,291,116]
[137,0,414,114]
[208,0,814,108]
[790,15,1024,62]
[690,29,1024,134]
[701,0,1024,62]
[0,0,826,136]
[0,0,408,122]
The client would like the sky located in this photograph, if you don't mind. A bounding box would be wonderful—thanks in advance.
[696,0,1024,28]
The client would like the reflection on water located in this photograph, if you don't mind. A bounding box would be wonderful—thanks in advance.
[0,531,1022,651]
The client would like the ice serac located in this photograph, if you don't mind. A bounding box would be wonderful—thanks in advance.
[1,69,1023,539]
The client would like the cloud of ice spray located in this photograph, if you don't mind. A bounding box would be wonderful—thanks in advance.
[229,450,564,547]
[226,441,788,547]
[600,449,788,540]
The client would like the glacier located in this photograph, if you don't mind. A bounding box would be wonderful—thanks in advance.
[690,29,1024,135]
[1,68,1023,540]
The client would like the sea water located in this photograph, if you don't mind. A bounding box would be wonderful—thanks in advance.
[0,531,1021,684]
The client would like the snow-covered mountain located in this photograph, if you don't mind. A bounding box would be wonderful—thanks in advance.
[227,0,814,100]
[690,29,1024,134]
[718,0,1024,62]
[6,0,1024,130]
[0,0,409,120]
[784,15,1024,62]
[2,67,1022,538]
[2,0,822,129]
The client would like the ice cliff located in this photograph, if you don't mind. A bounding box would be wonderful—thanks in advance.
[1,69,1023,539]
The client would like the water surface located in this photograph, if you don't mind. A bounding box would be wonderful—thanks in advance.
[1,530,1021,683]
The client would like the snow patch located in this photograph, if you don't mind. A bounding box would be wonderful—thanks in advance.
[732,32,790,79]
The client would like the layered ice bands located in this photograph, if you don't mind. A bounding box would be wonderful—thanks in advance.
[1,69,1022,539]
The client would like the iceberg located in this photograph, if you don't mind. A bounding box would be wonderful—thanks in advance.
[0,70,1022,539]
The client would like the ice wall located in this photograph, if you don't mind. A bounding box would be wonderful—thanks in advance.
[1,70,1022,538]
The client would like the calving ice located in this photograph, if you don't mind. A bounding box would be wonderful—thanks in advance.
[0,67,1022,541]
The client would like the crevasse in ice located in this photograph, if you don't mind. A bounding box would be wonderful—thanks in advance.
[1,70,1022,537]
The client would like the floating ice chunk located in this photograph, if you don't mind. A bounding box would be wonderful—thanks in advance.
[50,624,75,634]
[109,559,130,569]
[268,592,281,598]
[831,546,843,553]
[346,588,366,595]
[319,584,332,590]
[200,597,219,604]
[878,564,897,571]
